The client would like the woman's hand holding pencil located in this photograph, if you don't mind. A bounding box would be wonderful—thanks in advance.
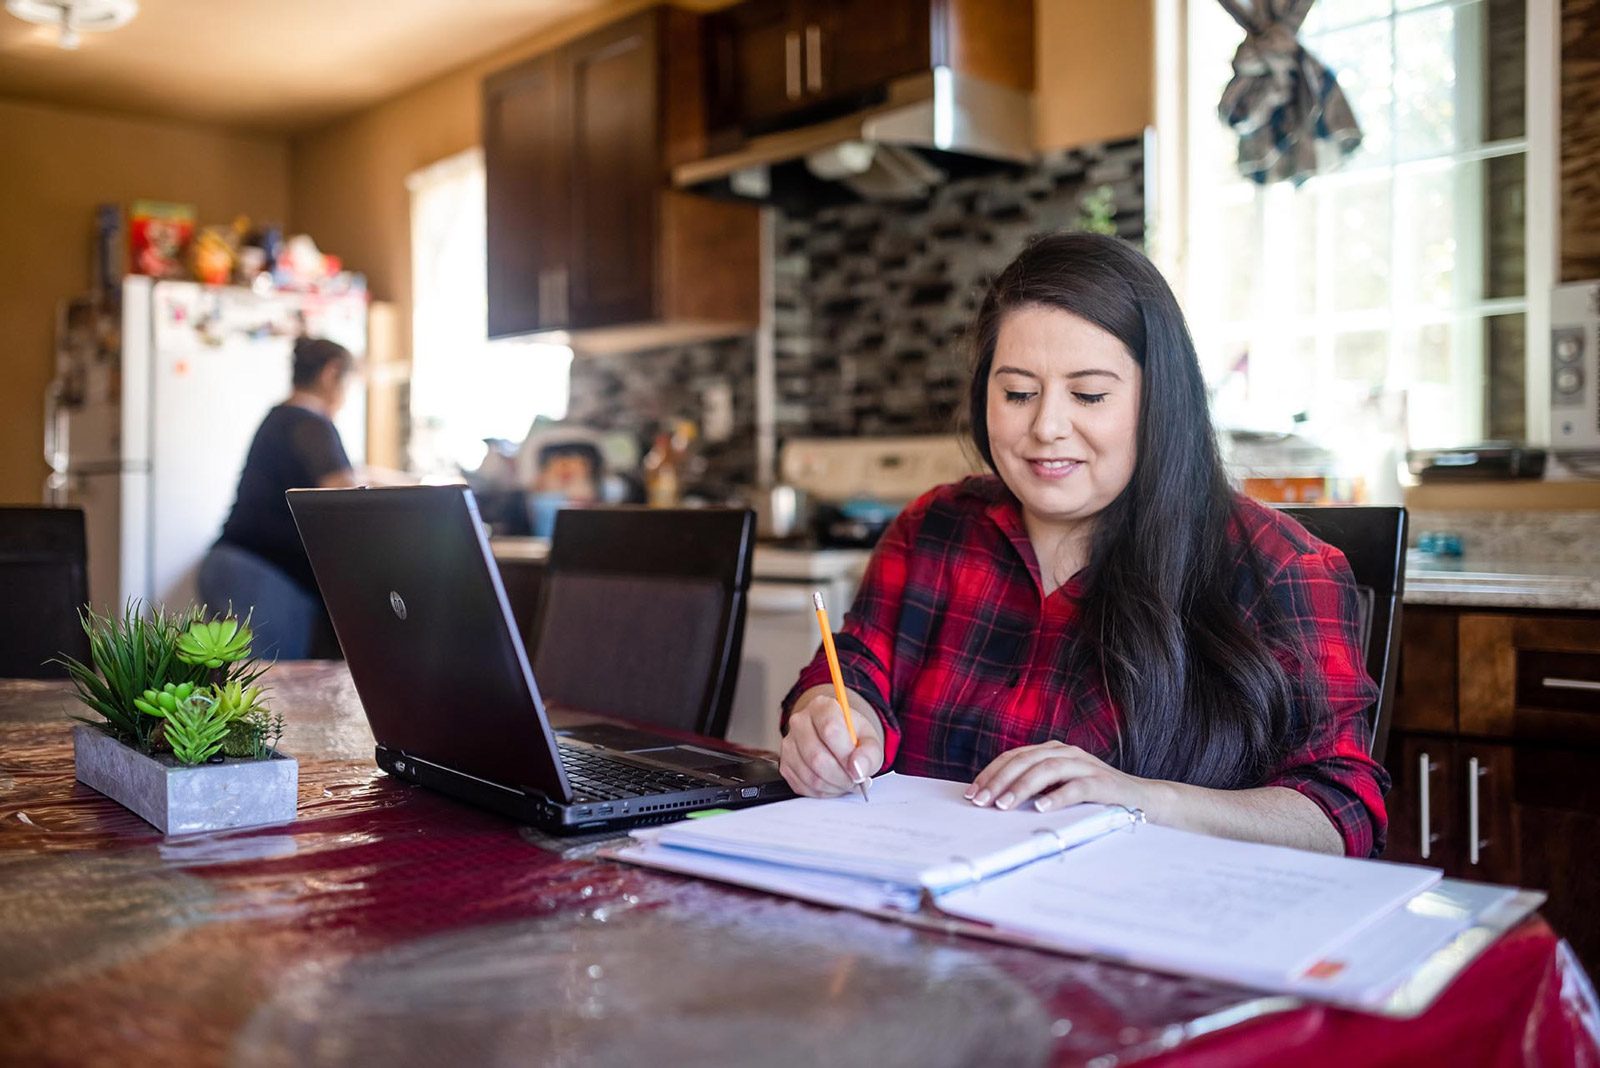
[778,592,884,800]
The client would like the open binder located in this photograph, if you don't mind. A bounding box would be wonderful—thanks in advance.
[613,773,1543,1017]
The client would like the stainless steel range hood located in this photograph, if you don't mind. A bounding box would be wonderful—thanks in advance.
[673,68,1035,201]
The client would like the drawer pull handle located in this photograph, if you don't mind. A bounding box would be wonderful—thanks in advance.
[1468,756,1487,866]
[1542,676,1600,693]
[785,31,801,100]
[1418,752,1435,860]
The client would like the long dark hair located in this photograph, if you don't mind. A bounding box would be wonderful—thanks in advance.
[967,233,1299,788]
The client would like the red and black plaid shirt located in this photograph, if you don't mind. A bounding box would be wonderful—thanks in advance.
[785,476,1389,858]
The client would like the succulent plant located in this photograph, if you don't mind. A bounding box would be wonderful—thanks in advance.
[56,603,205,750]
[211,681,266,722]
[61,601,280,760]
[177,617,253,669]
[162,692,233,766]
[132,681,198,719]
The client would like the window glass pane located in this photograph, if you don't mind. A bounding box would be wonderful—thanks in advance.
[1397,316,1493,446]
[1217,195,1264,323]
[1394,7,1460,159]
[409,150,572,476]
[1333,329,1389,383]
[1289,185,1321,317]
[1307,20,1394,164]
[1303,0,1392,35]
[1394,162,1457,311]
[1327,175,1392,312]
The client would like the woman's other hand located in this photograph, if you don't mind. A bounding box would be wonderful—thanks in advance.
[780,685,885,797]
[967,741,1165,814]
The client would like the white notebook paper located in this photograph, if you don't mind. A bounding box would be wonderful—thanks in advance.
[620,772,1447,994]
[648,772,1136,893]
[935,823,1441,988]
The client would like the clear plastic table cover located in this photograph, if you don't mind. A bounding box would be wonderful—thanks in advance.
[1,664,1596,1068]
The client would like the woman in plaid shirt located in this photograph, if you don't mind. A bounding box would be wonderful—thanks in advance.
[781,234,1388,858]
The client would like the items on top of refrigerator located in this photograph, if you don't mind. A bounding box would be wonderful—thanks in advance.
[190,216,250,286]
[96,203,362,296]
[128,200,195,280]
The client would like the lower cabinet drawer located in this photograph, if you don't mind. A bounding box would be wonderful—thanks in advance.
[1459,613,1600,742]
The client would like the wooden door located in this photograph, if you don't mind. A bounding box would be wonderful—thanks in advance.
[1383,732,1460,869]
[484,51,571,338]
[567,12,661,329]
[704,0,805,136]
[807,0,930,103]
[1457,739,1600,975]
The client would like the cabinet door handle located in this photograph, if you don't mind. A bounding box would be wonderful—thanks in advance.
[1468,756,1487,866]
[785,31,801,100]
[538,268,559,325]
[1419,751,1436,860]
[556,266,570,326]
[1542,676,1600,692]
[805,24,823,93]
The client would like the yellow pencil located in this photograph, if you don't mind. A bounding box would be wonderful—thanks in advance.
[813,591,870,802]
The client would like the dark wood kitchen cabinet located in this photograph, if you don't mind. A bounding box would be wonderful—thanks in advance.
[1384,604,1600,974]
[484,6,760,346]
[704,0,1033,139]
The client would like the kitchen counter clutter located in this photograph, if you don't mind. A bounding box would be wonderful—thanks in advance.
[490,536,550,563]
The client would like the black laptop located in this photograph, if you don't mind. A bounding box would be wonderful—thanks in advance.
[287,485,792,834]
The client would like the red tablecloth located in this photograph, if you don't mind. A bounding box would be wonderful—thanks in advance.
[1,664,1595,1067]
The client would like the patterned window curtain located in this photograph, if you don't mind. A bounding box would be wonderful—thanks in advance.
[1216,0,1362,185]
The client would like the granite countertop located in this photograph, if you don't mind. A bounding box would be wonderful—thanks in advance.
[1404,553,1600,610]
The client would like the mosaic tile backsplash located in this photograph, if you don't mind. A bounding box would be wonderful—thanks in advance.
[565,138,1147,491]
[771,139,1145,442]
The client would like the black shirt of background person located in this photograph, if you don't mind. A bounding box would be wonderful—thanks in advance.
[219,404,350,592]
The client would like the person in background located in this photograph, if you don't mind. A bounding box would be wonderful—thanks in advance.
[780,233,1388,858]
[199,336,357,660]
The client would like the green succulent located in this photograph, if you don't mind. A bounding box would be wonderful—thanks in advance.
[177,617,253,669]
[163,692,232,766]
[56,602,206,750]
[211,681,266,722]
[132,681,197,719]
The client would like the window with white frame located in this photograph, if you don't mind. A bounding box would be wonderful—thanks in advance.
[1178,0,1532,456]
[407,148,573,476]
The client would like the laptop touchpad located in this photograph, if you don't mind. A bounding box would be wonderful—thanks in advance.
[635,744,747,771]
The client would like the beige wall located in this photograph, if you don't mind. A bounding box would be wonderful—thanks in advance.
[0,97,289,503]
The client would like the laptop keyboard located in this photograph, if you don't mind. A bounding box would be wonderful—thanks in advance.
[557,742,711,802]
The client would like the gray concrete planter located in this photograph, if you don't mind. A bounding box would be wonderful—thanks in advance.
[72,724,298,835]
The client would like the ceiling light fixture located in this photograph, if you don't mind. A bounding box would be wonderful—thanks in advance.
[5,0,138,50]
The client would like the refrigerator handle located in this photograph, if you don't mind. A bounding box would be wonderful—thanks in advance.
[43,379,67,504]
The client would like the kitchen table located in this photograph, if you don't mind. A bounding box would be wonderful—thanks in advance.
[1,663,1595,1067]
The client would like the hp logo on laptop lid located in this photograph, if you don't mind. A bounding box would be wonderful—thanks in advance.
[389,591,408,620]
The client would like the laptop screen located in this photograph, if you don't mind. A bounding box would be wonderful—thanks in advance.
[287,486,571,802]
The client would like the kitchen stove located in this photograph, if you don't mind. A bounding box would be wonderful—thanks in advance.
[726,435,982,752]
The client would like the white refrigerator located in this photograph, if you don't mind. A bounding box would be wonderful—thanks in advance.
[46,277,367,616]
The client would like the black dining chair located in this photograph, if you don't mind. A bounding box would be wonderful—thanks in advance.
[1281,505,1408,764]
[530,506,756,739]
[0,506,91,678]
